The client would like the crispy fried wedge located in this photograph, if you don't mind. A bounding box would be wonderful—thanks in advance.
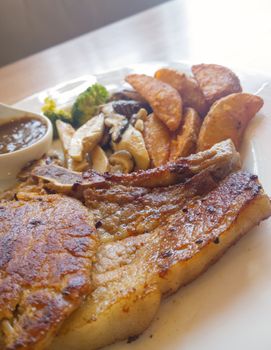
[125,74,182,131]
[144,113,171,167]
[155,68,208,116]
[197,93,264,151]
[50,171,271,350]
[192,63,242,106]
[170,107,201,161]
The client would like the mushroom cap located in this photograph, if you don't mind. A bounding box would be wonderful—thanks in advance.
[109,150,134,173]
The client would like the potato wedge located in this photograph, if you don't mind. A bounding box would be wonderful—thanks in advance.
[192,64,242,106]
[125,74,182,131]
[69,113,104,161]
[155,68,208,116]
[144,113,171,167]
[170,108,201,161]
[68,159,89,172]
[197,93,264,151]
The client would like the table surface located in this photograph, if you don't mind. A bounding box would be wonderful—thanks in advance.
[1,0,270,104]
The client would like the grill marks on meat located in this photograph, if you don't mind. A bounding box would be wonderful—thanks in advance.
[31,140,241,242]
[94,172,265,279]
[154,172,265,266]
[2,139,271,350]
[84,171,218,242]
[51,171,271,350]
[0,195,97,350]
[30,139,242,241]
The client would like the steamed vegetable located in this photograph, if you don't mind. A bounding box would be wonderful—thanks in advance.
[71,83,109,127]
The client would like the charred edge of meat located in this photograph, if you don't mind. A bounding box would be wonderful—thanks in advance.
[31,139,240,193]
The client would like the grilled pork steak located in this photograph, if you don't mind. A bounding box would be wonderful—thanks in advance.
[50,171,271,350]
[83,171,218,242]
[0,194,97,350]
[1,140,270,350]
[32,140,241,243]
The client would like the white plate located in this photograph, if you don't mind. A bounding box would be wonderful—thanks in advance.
[5,62,271,350]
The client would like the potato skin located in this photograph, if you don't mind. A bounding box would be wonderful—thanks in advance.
[126,74,183,131]
[197,93,264,151]
[192,64,242,106]
[155,68,208,116]
[170,108,201,161]
[144,113,171,167]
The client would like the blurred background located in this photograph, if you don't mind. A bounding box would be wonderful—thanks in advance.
[0,0,170,67]
[1,0,270,104]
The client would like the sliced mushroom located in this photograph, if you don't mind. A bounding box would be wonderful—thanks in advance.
[55,120,88,171]
[112,100,152,118]
[67,158,89,172]
[111,121,129,143]
[113,124,150,170]
[104,113,126,128]
[100,102,114,116]
[69,113,104,162]
[90,145,109,173]
[104,113,129,143]
[56,120,75,167]
[134,119,144,133]
[110,89,147,103]
[109,150,134,173]
[136,108,148,121]
[56,120,75,152]
[99,126,111,147]
[130,108,148,126]
[105,148,113,158]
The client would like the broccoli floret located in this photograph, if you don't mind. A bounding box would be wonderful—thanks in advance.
[42,84,109,136]
[42,97,72,138]
[71,83,109,127]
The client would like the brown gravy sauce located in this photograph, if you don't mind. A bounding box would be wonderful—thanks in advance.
[0,117,47,155]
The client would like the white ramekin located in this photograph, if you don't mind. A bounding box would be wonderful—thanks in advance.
[0,103,53,180]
